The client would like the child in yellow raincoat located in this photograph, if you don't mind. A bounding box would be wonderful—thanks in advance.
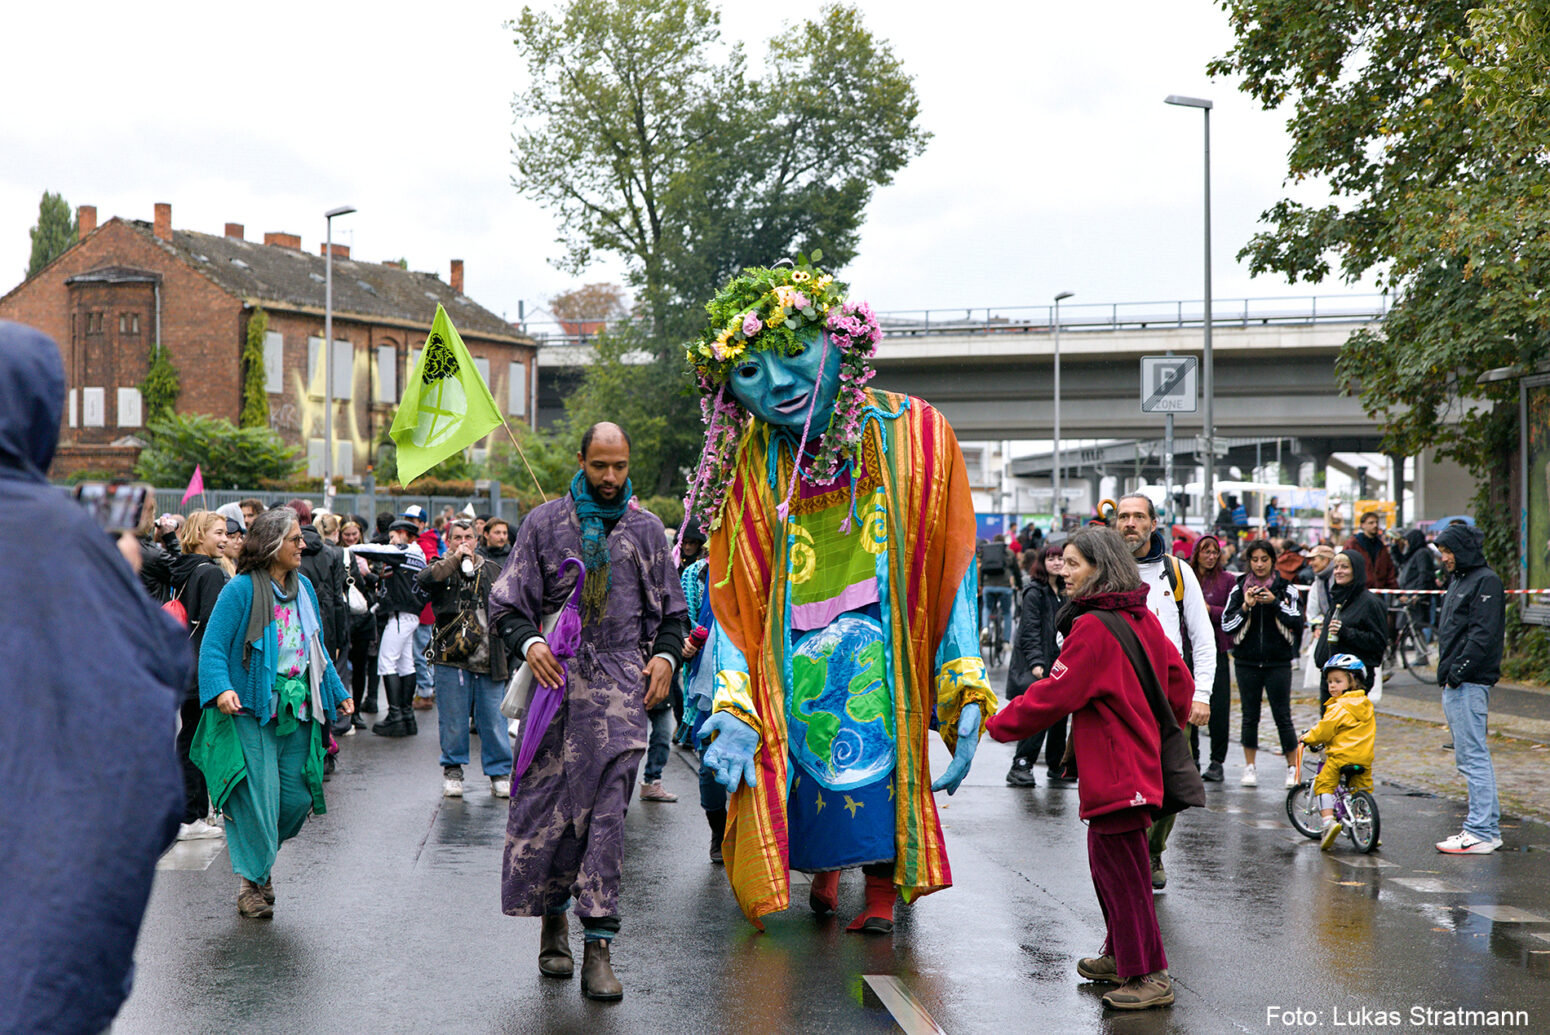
[1300,653,1376,850]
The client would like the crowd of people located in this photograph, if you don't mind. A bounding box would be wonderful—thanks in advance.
[992,499,1506,861]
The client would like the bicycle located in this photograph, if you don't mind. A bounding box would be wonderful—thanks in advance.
[1285,743,1381,853]
[980,590,1010,669]
[1385,602,1435,684]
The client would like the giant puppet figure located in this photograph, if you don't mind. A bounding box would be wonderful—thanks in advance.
[686,258,996,934]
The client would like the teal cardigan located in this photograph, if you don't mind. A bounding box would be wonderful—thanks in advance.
[198,572,350,723]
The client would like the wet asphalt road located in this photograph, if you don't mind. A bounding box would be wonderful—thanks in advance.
[119,676,1550,1034]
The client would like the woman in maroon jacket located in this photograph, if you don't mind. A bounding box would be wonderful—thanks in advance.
[987,526,1194,1012]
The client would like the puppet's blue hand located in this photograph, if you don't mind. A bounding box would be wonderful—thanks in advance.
[701,711,760,793]
[930,703,982,795]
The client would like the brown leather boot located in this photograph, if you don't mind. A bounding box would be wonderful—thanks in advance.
[579,939,623,1001]
[237,878,273,919]
[538,913,573,978]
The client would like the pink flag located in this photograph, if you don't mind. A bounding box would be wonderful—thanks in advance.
[181,464,205,505]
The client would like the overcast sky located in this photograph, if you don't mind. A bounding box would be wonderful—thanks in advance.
[1,0,1379,327]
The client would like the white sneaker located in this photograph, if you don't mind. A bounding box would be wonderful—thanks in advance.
[1285,766,1299,788]
[1436,831,1499,854]
[177,818,224,841]
[491,777,511,799]
[442,776,464,798]
[1240,764,1258,787]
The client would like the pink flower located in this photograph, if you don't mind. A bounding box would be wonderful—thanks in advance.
[742,311,763,336]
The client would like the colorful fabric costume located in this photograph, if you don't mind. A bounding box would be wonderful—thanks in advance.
[489,495,688,921]
[707,388,994,924]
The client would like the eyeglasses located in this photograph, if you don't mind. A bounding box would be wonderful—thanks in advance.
[285,535,306,546]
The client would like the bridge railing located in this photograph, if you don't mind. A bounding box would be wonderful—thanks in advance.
[874,293,1388,338]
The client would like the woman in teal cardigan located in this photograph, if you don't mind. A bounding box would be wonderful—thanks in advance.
[197,506,353,918]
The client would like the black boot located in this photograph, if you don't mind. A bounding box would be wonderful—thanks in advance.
[402,685,418,736]
[373,676,409,737]
[706,808,726,865]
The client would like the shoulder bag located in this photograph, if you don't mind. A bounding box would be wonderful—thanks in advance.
[1092,609,1205,816]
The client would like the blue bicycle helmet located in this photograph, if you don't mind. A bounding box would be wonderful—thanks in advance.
[1322,653,1369,687]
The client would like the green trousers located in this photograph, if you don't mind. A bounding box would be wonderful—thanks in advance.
[1147,812,1176,857]
[224,714,314,883]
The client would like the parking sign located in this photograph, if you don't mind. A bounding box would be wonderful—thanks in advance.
[1140,356,1198,413]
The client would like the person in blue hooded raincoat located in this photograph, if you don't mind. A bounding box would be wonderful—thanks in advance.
[0,320,189,1035]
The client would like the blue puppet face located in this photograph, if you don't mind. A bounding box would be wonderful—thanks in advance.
[727,329,843,432]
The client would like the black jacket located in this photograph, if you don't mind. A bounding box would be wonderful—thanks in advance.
[297,526,348,657]
[1221,573,1304,666]
[1400,531,1438,593]
[138,535,177,603]
[1312,549,1388,677]
[1434,524,1504,688]
[351,542,428,618]
[1009,579,1062,693]
[169,551,230,698]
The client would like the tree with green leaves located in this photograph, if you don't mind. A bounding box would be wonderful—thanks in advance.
[241,307,271,428]
[509,0,929,492]
[26,191,76,279]
[139,343,181,424]
[134,413,302,489]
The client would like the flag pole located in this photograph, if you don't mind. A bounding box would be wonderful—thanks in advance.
[501,420,549,502]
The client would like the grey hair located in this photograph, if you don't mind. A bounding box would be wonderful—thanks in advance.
[1063,526,1142,598]
[237,506,299,575]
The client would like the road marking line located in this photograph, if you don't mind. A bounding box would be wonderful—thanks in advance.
[1464,905,1549,923]
[863,975,948,1035]
[156,839,224,871]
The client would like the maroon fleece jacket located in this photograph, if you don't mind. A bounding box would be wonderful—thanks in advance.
[987,588,1194,821]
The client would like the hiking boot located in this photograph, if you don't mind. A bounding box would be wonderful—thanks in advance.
[1102,971,1174,1010]
[1240,764,1258,787]
[1201,762,1224,783]
[580,939,623,1001]
[1320,819,1344,851]
[1150,854,1167,890]
[639,780,678,803]
[237,878,273,919]
[443,766,464,798]
[1005,759,1037,786]
[1076,954,1120,984]
[538,913,574,978]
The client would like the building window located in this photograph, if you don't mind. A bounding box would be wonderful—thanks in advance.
[87,312,103,335]
[509,362,527,417]
[118,314,126,334]
[310,337,353,400]
[82,387,105,427]
[117,388,143,428]
[68,389,77,428]
[308,438,353,478]
[264,331,284,394]
[376,345,397,403]
[131,313,140,334]
[473,357,493,411]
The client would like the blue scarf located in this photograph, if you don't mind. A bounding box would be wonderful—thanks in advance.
[570,470,632,621]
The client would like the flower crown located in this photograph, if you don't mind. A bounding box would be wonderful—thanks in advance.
[681,253,884,538]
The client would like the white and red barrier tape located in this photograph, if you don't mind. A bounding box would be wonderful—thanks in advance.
[1367,588,1545,596]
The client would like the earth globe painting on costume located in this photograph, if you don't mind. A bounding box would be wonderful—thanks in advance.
[687,253,997,935]
[788,615,894,790]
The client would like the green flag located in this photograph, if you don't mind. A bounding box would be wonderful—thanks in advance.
[390,303,503,485]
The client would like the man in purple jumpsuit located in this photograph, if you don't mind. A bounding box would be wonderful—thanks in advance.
[490,422,688,1002]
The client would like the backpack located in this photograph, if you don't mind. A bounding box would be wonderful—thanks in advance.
[1160,554,1193,671]
[979,541,1009,577]
[162,586,189,628]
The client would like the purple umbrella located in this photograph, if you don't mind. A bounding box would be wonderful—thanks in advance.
[513,557,585,786]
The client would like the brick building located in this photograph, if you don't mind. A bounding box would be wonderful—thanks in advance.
[0,202,537,478]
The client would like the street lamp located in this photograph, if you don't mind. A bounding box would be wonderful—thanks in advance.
[323,204,356,493]
[1052,290,1074,529]
[1165,94,1214,521]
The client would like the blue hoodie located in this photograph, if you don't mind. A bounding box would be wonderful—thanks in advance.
[0,321,188,1035]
